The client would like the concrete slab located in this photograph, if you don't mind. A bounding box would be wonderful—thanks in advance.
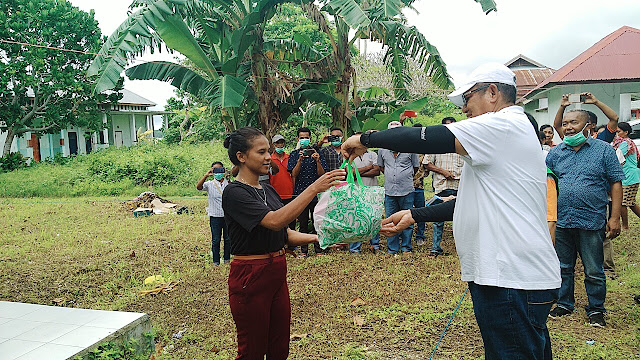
[0,301,152,360]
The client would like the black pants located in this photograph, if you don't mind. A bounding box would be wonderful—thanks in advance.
[298,198,323,254]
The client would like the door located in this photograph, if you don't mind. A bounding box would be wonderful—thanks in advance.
[68,132,78,155]
[30,133,41,162]
[85,132,92,154]
[115,131,123,148]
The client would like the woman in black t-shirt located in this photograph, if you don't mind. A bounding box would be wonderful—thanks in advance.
[222,127,345,359]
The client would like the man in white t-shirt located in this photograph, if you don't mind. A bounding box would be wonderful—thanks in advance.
[349,133,381,253]
[341,63,561,360]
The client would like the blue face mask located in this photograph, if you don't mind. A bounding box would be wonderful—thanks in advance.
[213,173,224,180]
[299,138,310,147]
[563,123,589,147]
[274,147,285,154]
[331,137,342,147]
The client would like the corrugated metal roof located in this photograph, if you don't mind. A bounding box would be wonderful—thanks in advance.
[524,26,640,98]
[513,68,555,97]
[514,68,555,87]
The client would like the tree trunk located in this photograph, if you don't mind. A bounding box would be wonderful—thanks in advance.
[330,20,352,133]
[2,128,16,156]
[252,37,282,140]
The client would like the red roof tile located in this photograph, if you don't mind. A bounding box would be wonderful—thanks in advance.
[525,26,640,98]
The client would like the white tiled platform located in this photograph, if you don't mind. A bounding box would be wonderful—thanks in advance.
[0,301,151,360]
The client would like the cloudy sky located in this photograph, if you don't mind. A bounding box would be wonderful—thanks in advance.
[70,0,640,109]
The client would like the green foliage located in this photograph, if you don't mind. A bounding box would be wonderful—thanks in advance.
[265,3,333,55]
[0,142,230,198]
[76,335,153,360]
[0,152,29,173]
[0,0,117,155]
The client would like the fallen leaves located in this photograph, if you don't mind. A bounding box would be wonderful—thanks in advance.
[139,281,180,295]
[290,333,308,341]
[353,315,364,326]
[350,297,367,306]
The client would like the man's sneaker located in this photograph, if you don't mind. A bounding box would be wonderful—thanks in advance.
[548,306,572,319]
[416,239,425,246]
[588,312,606,327]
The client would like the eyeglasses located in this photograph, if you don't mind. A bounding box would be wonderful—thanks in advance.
[462,84,490,106]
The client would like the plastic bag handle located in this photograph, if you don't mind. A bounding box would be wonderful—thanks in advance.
[340,159,363,186]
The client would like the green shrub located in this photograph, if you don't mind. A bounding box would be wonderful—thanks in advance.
[0,141,230,198]
[0,152,29,172]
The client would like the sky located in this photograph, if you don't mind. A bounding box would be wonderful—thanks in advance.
[69,0,640,110]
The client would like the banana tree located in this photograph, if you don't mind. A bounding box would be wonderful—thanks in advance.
[299,0,497,131]
[88,0,332,138]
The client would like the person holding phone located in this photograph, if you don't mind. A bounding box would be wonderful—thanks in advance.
[553,92,619,142]
[196,161,230,265]
[222,127,345,359]
[287,127,328,256]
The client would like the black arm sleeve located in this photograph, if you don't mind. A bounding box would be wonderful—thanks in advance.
[367,125,456,154]
[410,199,456,223]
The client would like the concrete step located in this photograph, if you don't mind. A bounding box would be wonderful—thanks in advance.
[0,301,153,360]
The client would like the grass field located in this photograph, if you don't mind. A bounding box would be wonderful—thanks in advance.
[1,196,639,359]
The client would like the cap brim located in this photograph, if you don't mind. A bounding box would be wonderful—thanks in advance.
[447,82,475,107]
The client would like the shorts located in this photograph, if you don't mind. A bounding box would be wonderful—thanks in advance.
[622,183,639,207]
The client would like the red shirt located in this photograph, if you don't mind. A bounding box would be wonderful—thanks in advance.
[270,152,294,200]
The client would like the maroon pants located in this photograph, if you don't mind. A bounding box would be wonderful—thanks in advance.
[228,255,291,360]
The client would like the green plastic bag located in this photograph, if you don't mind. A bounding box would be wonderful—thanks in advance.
[313,160,385,249]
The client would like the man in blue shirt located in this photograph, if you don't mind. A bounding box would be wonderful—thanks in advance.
[378,121,420,254]
[546,109,624,327]
[288,127,328,256]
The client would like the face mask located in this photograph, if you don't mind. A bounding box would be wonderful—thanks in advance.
[213,173,224,180]
[274,147,285,154]
[299,138,310,147]
[563,123,589,147]
[331,137,342,147]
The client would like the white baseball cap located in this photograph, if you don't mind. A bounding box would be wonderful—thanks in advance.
[271,134,285,143]
[388,121,402,129]
[447,63,517,107]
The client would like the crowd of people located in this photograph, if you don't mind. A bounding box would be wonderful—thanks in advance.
[193,62,639,359]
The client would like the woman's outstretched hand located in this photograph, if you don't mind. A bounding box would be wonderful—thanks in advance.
[380,210,416,237]
[310,168,346,193]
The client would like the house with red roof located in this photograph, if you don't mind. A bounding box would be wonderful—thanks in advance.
[505,54,555,99]
[521,25,640,132]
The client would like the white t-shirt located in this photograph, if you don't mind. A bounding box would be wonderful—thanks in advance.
[352,151,379,187]
[445,106,561,290]
[201,179,228,217]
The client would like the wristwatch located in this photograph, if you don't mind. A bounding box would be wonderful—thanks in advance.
[360,130,374,147]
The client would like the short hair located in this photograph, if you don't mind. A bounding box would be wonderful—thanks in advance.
[539,124,552,132]
[585,110,598,124]
[618,122,632,134]
[524,112,539,133]
[223,127,265,165]
[329,127,343,134]
[297,127,311,136]
[211,161,223,168]
[566,109,590,123]
[478,82,517,104]
[412,123,423,127]
[442,117,456,124]
[538,131,546,141]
